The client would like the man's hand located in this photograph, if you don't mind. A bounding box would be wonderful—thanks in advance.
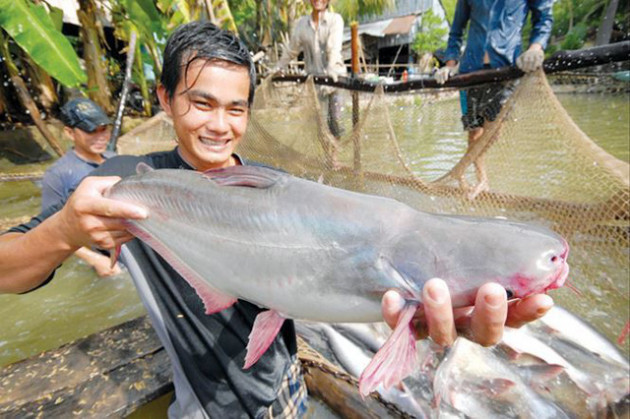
[381,278,554,347]
[516,44,545,73]
[434,60,458,85]
[57,176,148,252]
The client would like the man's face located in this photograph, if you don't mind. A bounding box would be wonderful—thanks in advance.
[158,60,250,172]
[67,125,110,161]
[310,0,329,12]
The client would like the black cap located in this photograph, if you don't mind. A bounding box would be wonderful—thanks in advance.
[60,98,111,132]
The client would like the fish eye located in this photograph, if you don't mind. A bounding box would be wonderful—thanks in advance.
[505,289,514,299]
[551,255,558,263]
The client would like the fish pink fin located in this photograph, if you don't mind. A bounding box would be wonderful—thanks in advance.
[124,222,236,314]
[244,310,285,369]
[359,304,418,397]
[202,165,283,188]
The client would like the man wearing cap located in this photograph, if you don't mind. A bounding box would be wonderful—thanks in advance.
[41,97,120,277]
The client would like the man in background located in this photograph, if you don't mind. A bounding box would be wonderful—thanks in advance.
[275,0,346,140]
[41,98,121,277]
[435,0,553,199]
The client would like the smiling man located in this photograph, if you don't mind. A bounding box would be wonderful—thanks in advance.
[0,21,554,418]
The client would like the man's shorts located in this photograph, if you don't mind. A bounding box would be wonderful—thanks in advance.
[459,80,516,130]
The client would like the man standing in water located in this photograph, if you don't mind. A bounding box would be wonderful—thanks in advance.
[435,0,553,199]
[274,0,346,139]
[0,22,554,417]
[41,98,121,277]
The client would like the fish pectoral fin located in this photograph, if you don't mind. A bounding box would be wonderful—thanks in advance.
[358,303,418,398]
[187,277,237,315]
[202,165,284,189]
[244,310,286,369]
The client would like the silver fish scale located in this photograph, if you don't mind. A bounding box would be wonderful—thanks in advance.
[108,169,404,322]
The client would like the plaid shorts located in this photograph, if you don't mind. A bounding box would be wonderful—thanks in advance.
[266,355,308,418]
[460,80,517,130]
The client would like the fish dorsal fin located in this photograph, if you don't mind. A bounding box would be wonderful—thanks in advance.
[203,165,284,188]
[136,162,154,175]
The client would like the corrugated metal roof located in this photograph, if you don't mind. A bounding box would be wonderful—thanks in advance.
[383,15,417,35]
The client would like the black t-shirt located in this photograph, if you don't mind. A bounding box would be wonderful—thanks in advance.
[10,148,297,418]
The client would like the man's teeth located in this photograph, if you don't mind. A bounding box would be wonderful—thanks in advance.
[200,138,228,146]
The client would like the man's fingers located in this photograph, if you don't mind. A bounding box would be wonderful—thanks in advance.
[382,289,405,330]
[85,197,147,220]
[506,294,553,329]
[470,283,508,346]
[423,278,456,347]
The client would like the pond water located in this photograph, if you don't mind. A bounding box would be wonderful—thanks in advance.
[0,91,627,416]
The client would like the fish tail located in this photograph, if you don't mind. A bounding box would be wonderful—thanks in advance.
[358,303,418,398]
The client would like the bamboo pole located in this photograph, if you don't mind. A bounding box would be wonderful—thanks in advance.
[350,22,361,179]
[272,41,630,92]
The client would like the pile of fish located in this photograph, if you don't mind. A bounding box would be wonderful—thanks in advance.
[108,164,572,397]
[297,306,629,418]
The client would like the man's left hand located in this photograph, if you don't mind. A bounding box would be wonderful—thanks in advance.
[516,45,545,73]
[381,278,554,347]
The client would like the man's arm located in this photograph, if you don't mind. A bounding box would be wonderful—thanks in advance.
[275,19,304,71]
[325,13,346,79]
[0,176,146,294]
[443,0,470,64]
[528,0,554,49]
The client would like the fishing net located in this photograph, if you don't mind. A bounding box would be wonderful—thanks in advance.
[117,70,630,351]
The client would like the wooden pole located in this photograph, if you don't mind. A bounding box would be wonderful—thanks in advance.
[350,22,361,178]
[108,31,137,152]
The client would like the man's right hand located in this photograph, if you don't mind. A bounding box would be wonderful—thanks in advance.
[434,61,458,85]
[57,176,148,252]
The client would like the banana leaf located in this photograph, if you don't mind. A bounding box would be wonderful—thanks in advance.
[0,0,86,87]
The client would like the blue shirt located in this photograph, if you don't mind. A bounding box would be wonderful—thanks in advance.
[444,0,553,74]
[41,149,115,210]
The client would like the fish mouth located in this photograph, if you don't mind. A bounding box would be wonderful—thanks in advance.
[546,262,569,291]
[546,240,570,291]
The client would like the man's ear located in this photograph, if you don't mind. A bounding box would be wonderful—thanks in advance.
[157,85,172,117]
[63,126,76,143]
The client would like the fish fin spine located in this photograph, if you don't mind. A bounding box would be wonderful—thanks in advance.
[202,165,284,188]
[358,304,418,397]
[244,310,286,369]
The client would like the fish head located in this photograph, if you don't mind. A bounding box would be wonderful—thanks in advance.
[455,217,570,300]
[388,215,570,306]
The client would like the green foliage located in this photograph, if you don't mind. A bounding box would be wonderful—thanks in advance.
[411,10,448,56]
[0,0,86,87]
[561,23,588,50]
[440,0,457,23]
[334,0,395,22]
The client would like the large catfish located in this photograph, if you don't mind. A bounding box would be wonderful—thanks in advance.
[106,164,569,396]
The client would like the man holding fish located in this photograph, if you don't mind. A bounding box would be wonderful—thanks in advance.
[0,22,557,418]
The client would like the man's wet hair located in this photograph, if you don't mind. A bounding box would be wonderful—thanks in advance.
[161,21,256,106]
